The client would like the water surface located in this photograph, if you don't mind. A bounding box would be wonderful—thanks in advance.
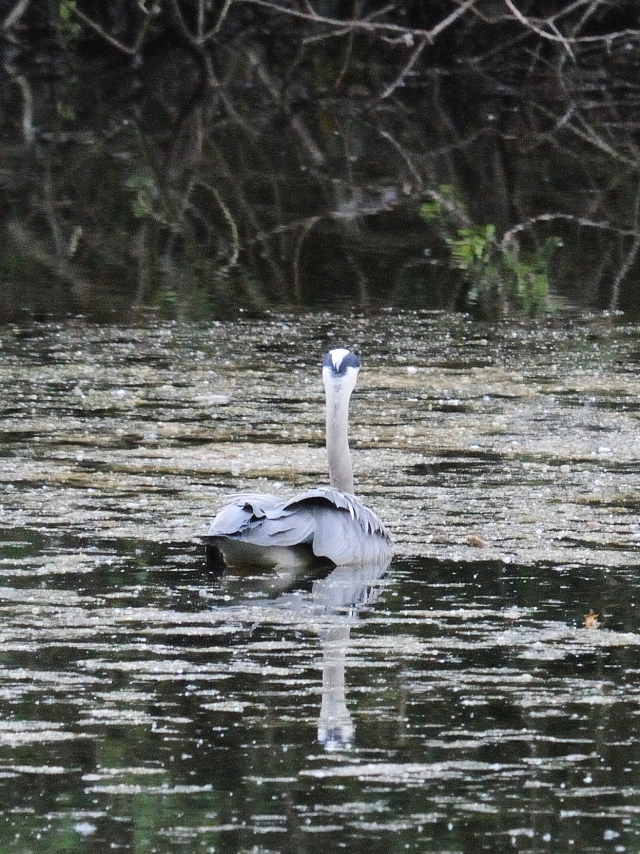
[1,312,640,852]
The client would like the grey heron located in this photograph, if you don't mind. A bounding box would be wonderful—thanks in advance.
[205,348,393,569]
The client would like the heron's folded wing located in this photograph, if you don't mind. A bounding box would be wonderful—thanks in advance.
[208,494,281,534]
[283,488,393,564]
[284,487,391,537]
[208,493,315,546]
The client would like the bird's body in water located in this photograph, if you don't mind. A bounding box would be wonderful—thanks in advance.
[205,348,393,569]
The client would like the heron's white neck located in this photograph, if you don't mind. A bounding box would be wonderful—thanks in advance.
[323,366,358,494]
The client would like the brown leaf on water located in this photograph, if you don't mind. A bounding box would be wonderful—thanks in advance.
[583,609,600,629]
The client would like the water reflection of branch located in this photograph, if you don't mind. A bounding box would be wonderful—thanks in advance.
[292,216,321,302]
[609,177,640,312]
[7,221,92,301]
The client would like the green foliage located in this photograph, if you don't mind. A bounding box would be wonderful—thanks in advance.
[419,185,464,223]
[125,175,164,221]
[57,102,76,122]
[421,187,560,318]
[59,1,81,40]
[501,237,562,315]
[446,224,496,270]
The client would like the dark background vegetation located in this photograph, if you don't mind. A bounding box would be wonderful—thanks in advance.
[1,0,640,321]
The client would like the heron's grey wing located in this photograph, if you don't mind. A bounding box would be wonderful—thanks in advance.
[207,487,392,565]
[285,487,391,537]
[283,487,393,564]
[310,505,385,564]
[207,493,316,546]
[207,493,281,535]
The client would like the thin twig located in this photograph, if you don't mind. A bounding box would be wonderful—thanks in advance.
[379,36,429,100]
[69,0,161,55]
[2,0,31,30]
[236,0,466,39]
[534,104,638,167]
[609,176,640,311]
[378,130,423,187]
[500,213,636,250]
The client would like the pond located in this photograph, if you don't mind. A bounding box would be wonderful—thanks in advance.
[1,310,640,853]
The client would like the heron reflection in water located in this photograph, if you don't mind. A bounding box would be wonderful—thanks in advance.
[217,558,391,751]
[205,348,393,570]
[304,560,390,751]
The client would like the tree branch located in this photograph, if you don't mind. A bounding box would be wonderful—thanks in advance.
[69,0,161,55]
[500,213,636,250]
[2,0,31,31]
[235,0,478,40]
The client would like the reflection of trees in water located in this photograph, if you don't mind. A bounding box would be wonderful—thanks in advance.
[2,1,640,318]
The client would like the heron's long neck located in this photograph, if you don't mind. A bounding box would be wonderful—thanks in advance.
[325,382,354,494]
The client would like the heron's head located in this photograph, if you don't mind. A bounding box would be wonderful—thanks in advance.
[322,349,360,397]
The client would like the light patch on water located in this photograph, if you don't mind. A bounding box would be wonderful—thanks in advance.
[201,700,248,712]
[0,721,79,746]
[301,760,523,783]
[84,783,213,794]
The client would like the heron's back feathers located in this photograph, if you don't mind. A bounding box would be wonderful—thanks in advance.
[207,486,392,566]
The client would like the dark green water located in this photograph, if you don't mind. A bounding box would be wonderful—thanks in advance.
[1,312,640,852]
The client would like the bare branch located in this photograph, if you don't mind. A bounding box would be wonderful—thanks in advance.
[502,0,640,48]
[500,213,636,250]
[4,65,35,144]
[378,130,423,187]
[2,0,31,31]
[206,0,233,38]
[534,104,639,168]
[379,36,429,100]
[70,0,161,55]
[165,0,215,83]
[246,48,325,164]
[303,3,399,44]
[609,177,640,311]
[429,0,479,42]
[236,0,479,40]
